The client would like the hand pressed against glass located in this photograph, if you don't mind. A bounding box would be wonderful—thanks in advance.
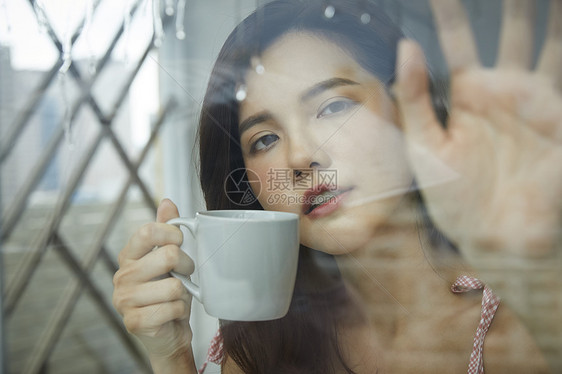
[393,2,562,368]
[394,0,562,260]
[239,32,414,255]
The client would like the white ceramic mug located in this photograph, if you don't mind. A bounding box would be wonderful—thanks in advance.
[167,210,299,321]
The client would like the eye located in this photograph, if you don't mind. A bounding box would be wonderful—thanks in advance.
[317,98,358,118]
[251,133,279,153]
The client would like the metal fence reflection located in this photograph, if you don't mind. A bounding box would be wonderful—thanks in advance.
[0,0,177,372]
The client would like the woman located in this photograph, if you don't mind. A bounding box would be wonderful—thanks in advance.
[112,0,562,372]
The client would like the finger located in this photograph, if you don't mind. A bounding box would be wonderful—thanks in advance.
[142,244,195,279]
[394,40,447,151]
[430,0,480,72]
[536,0,562,88]
[117,244,195,283]
[120,223,183,263]
[496,0,535,69]
[157,198,180,223]
[115,277,190,312]
[123,300,190,335]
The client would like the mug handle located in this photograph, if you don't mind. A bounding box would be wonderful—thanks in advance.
[166,217,202,302]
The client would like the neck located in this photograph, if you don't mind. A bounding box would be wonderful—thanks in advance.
[334,195,474,343]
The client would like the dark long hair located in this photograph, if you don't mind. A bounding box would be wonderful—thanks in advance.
[197,1,446,372]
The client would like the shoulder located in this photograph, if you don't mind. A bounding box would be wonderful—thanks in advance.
[483,305,550,373]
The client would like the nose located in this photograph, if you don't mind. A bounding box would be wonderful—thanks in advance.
[287,128,332,171]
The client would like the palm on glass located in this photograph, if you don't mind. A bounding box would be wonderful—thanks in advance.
[395,0,562,262]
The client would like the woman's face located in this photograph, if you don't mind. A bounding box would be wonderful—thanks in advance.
[238,32,414,254]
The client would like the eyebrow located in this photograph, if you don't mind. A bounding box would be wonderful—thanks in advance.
[300,77,359,102]
[238,77,359,135]
[239,112,273,135]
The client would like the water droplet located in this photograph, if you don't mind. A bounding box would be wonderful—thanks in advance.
[324,5,335,19]
[59,34,72,73]
[88,59,97,75]
[123,2,132,64]
[175,0,186,40]
[360,13,371,24]
[58,71,74,147]
[82,0,96,69]
[152,0,165,47]
[251,56,265,75]
[165,0,175,16]
[0,0,12,48]
[33,0,49,34]
[236,85,247,102]
[176,30,185,40]
[60,59,71,73]
[84,0,94,30]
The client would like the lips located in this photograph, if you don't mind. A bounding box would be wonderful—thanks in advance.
[303,185,354,217]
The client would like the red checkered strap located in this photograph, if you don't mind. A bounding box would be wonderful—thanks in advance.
[451,275,501,374]
[198,329,224,374]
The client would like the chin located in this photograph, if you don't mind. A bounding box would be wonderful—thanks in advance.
[301,219,376,256]
[299,195,409,255]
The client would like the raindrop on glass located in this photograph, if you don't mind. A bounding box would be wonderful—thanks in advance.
[251,56,265,75]
[360,13,371,24]
[165,0,175,16]
[88,59,97,75]
[123,2,132,65]
[58,71,74,147]
[84,0,96,74]
[0,0,12,48]
[175,0,186,40]
[63,110,74,147]
[324,5,335,19]
[59,35,72,73]
[152,0,165,47]
[176,30,186,40]
[33,0,49,34]
[84,0,94,31]
[236,85,247,102]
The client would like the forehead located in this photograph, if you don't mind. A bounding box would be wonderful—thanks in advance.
[258,31,357,75]
[242,32,369,102]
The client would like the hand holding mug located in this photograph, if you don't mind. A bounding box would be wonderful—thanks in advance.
[112,200,196,364]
